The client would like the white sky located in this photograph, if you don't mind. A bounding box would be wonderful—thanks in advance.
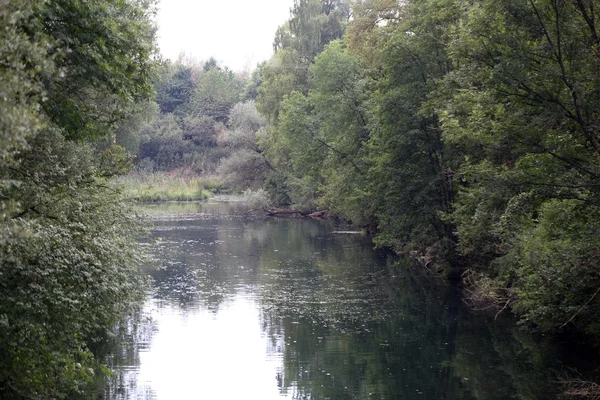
[156,0,295,72]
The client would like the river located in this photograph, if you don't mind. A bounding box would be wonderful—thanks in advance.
[97,201,574,399]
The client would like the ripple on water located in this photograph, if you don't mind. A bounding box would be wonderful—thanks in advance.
[100,203,568,400]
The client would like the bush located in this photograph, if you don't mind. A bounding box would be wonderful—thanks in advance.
[0,130,147,398]
[242,188,272,210]
[512,200,600,335]
[264,171,292,207]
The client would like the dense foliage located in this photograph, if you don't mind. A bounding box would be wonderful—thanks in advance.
[0,0,157,398]
[5,2,596,394]
[132,60,248,174]
[230,0,600,340]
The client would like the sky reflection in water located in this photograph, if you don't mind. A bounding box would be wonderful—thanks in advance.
[101,202,561,400]
[138,297,285,400]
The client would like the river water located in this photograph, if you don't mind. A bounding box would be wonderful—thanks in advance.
[98,201,572,400]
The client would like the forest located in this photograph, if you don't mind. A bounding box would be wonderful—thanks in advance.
[1,0,600,398]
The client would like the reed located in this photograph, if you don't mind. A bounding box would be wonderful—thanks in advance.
[114,170,222,202]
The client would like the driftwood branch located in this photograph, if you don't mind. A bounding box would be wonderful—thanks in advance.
[262,208,327,218]
[559,378,600,400]
[560,286,600,330]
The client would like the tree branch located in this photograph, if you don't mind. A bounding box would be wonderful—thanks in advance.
[560,286,600,329]
[313,137,363,174]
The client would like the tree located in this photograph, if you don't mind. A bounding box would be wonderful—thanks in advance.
[39,0,158,140]
[255,0,353,208]
[111,100,159,155]
[0,0,158,397]
[0,130,146,398]
[191,65,245,124]
[439,0,600,333]
[139,113,188,170]
[306,41,372,223]
[258,0,350,122]
[0,0,50,253]
[0,0,48,162]
[274,0,350,63]
[346,0,401,73]
[357,0,459,259]
[156,62,196,114]
[242,62,266,100]
[218,101,272,190]
[262,40,372,217]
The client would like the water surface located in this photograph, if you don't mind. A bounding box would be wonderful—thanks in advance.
[100,201,562,399]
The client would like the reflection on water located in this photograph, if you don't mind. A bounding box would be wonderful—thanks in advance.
[136,297,284,399]
[99,201,562,399]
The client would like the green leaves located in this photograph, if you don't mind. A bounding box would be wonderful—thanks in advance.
[252,0,600,338]
[0,129,147,398]
[437,0,600,332]
[0,0,48,161]
[40,0,159,140]
[513,199,600,333]
[191,66,245,123]
[258,0,350,122]
[217,101,271,190]
[0,0,156,396]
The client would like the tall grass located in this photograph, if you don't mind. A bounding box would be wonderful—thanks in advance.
[114,169,222,202]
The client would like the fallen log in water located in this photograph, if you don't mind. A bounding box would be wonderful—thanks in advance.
[307,210,327,219]
[263,208,327,218]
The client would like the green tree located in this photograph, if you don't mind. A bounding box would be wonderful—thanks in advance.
[258,0,350,122]
[191,65,245,124]
[360,0,459,259]
[218,101,272,190]
[39,0,158,140]
[0,0,158,397]
[439,0,600,333]
[0,130,146,398]
[264,40,372,216]
[156,62,196,114]
[0,1,49,161]
[139,113,188,170]
[0,0,50,252]
[256,50,303,123]
[242,62,266,100]
[113,100,159,155]
[346,0,400,74]
[307,41,371,223]
[256,0,353,209]
[274,0,350,66]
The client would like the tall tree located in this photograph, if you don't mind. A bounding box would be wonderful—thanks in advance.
[0,0,158,397]
[191,65,245,124]
[267,40,372,218]
[39,0,158,140]
[156,62,196,114]
[258,0,350,122]
[361,0,459,259]
[440,0,600,332]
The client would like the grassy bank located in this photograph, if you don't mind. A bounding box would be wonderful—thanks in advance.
[114,170,222,202]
